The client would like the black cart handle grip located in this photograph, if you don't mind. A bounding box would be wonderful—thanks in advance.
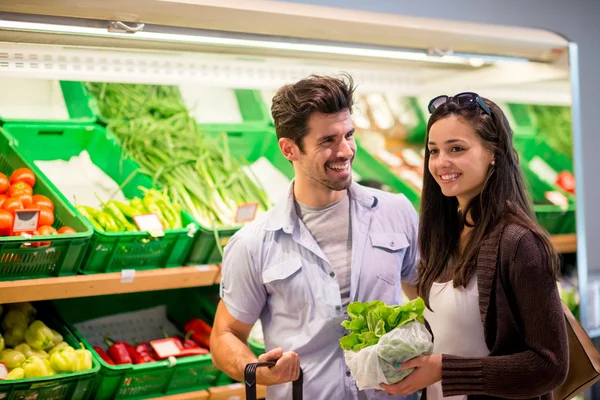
[244,361,303,400]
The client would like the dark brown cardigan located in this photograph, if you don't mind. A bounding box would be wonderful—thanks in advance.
[430,224,569,399]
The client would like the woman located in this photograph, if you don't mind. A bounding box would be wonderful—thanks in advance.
[381,93,569,399]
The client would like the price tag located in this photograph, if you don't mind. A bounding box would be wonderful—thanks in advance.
[194,265,211,272]
[133,213,165,237]
[120,269,136,283]
[235,202,258,224]
[150,338,182,359]
[13,209,40,233]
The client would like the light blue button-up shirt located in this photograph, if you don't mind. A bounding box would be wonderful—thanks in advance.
[220,181,420,400]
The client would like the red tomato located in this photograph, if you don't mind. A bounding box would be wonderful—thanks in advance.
[57,226,76,234]
[31,194,54,212]
[8,182,33,198]
[0,194,7,208]
[2,198,23,214]
[9,168,35,188]
[37,206,54,227]
[0,210,14,236]
[556,171,576,194]
[0,173,9,194]
[18,194,32,208]
[37,225,57,236]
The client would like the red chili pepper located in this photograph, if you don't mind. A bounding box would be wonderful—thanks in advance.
[104,337,132,365]
[184,318,212,336]
[182,331,199,349]
[135,343,156,363]
[184,318,212,350]
[123,343,146,364]
[93,346,115,366]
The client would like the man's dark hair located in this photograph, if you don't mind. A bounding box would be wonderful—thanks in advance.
[271,73,355,152]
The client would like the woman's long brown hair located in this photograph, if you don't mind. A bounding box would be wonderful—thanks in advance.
[416,98,560,305]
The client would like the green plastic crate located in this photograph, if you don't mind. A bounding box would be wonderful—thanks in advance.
[0,128,93,280]
[0,80,96,125]
[53,289,224,400]
[515,136,574,173]
[3,123,198,273]
[0,310,100,400]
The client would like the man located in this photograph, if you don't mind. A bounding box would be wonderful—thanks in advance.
[211,74,420,400]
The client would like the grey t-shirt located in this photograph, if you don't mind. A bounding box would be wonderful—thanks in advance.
[296,192,352,308]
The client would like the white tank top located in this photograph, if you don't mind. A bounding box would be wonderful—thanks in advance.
[423,274,490,400]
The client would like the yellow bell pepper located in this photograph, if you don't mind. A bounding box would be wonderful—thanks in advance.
[2,310,28,333]
[4,327,25,348]
[50,329,63,347]
[0,333,4,352]
[24,320,54,350]
[14,343,49,360]
[74,343,93,371]
[43,359,55,376]
[6,303,36,323]
[6,367,24,380]
[1,349,26,370]
[49,347,76,373]
[22,356,50,378]
[48,342,72,357]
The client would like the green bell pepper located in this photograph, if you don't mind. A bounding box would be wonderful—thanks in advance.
[74,343,93,371]
[22,356,50,378]
[24,320,55,350]
[6,367,24,380]
[1,349,26,369]
[49,346,77,373]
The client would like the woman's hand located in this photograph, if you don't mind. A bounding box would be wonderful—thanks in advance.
[380,354,442,396]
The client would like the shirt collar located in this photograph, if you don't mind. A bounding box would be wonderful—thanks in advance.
[263,180,376,232]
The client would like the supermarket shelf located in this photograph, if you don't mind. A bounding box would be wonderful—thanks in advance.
[156,383,267,400]
[0,265,219,304]
[552,233,577,254]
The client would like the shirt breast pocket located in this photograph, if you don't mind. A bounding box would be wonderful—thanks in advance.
[262,258,309,314]
[369,233,409,286]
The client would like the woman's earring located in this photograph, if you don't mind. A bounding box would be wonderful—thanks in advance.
[491,160,496,166]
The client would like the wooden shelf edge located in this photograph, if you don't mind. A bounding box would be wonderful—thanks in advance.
[154,383,267,400]
[0,265,220,304]
[551,233,577,254]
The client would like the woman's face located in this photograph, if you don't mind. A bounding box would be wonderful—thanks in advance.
[427,115,495,208]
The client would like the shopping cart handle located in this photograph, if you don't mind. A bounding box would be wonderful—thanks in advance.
[244,361,303,400]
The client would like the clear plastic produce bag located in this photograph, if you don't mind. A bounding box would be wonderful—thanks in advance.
[339,298,433,390]
[344,320,433,390]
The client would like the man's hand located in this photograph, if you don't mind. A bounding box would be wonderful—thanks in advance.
[255,347,301,386]
[379,354,442,396]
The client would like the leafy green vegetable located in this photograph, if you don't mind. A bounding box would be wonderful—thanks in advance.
[339,298,426,351]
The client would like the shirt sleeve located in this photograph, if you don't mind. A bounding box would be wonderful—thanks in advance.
[400,195,420,285]
[219,232,267,325]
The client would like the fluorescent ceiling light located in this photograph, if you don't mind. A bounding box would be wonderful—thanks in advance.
[0,19,526,66]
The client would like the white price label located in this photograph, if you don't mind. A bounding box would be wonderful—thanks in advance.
[235,202,258,223]
[133,213,164,232]
[194,265,211,272]
[120,269,136,283]
[13,210,39,233]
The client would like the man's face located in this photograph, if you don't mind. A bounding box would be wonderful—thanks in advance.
[291,109,356,192]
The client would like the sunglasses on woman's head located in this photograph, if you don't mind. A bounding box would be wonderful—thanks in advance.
[427,92,492,117]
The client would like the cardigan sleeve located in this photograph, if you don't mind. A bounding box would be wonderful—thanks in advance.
[441,230,569,398]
